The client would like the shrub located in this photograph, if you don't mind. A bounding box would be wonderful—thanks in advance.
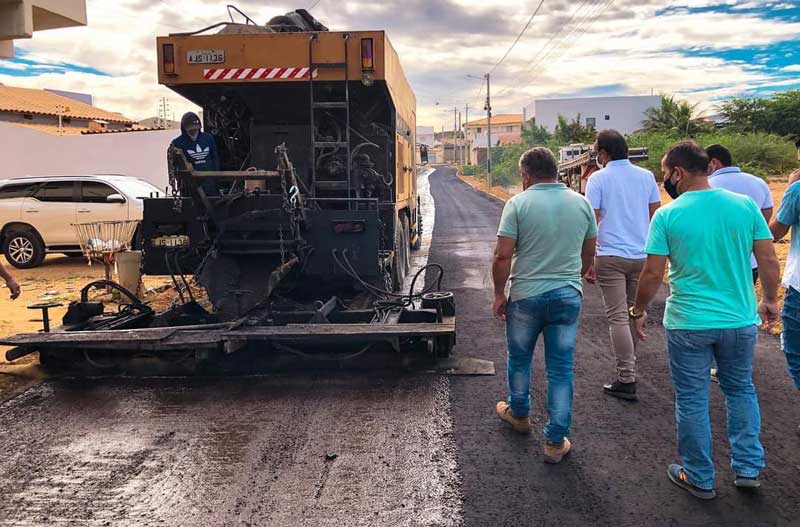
[626,131,798,179]
[461,164,483,176]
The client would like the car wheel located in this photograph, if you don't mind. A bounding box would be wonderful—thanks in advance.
[4,230,45,269]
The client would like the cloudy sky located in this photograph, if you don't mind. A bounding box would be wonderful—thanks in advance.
[1,0,798,130]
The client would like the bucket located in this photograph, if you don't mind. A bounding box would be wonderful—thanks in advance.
[116,250,143,298]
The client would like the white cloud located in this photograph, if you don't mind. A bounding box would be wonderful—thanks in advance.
[782,65,800,72]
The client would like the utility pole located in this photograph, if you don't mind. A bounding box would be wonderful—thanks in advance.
[458,111,462,166]
[464,104,469,165]
[453,107,458,166]
[485,73,493,186]
[158,97,171,129]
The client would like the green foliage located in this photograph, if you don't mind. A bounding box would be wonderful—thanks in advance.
[717,98,772,133]
[490,143,527,187]
[554,114,597,144]
[718,90,800,146]
[627,130,798,179]
[642,95,713,136]
[767,91,800,144]
[461,164,483,176]
[522,124,553,145]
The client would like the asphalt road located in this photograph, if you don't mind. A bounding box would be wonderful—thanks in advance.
[0,166,798,526]
[427,167,800,527]
[0,169,462,527]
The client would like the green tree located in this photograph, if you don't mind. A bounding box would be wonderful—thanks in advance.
[522,124,552,146]
[642,95,712,136]
[554,114,596,144]
[717,97,771,133]
[768,90,800,148]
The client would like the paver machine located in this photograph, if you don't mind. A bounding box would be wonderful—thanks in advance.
[1,9,463,372]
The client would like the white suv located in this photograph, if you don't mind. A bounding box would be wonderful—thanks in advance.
[0,175,163,268]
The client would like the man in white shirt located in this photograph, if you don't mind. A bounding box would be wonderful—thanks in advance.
[707,144,774,285]
[585,130,661,401]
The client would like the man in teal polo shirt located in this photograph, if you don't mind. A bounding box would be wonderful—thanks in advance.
[631,141,780,499]
[492,147,597,464]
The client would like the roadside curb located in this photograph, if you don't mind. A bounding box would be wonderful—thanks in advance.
[454,170,510,204]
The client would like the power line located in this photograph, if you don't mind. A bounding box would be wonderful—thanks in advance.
[488,0,546,74]
[488,0,602,101]
[308,0,323,9]
[528,0,614,77]
[524,0,594,72]
[527,0,606,74]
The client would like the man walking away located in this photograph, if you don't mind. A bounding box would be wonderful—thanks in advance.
[492,147,597,464]
[769,168,800,392]
[585,130,661,401]
[631,141,780,499]
[707,144,773,284]
[172,112,221,196]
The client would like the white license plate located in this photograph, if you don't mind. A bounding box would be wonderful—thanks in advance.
[187,49,225,64]
[152,235,190,248]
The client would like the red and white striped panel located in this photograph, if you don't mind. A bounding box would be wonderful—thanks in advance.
[202,67,317,81]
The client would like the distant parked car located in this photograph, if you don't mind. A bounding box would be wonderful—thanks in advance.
[0,175,163,268]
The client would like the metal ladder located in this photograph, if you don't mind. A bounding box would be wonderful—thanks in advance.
[308,33,351,205]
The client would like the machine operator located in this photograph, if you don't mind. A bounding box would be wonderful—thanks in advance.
[171,112,221,196]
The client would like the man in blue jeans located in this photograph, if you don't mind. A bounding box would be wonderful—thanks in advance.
[769,168,800,391]
[631,141,780,499]
[492,147,597,464]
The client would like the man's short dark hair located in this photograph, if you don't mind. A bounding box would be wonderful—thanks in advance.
[595,129,628,161]
[705,144,733,167]
[519,147,558,179]
[664,141,710,174]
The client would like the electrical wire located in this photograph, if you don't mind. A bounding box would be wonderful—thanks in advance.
[528,0,615,76]
[524,0,593,72]
[489,0,547,74]
[491,0,609,100]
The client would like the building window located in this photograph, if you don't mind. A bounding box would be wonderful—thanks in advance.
[505,126,514,132]
[604,115,610,120]
[586,117,597,129]
[476,127,482,134]
[62,117,71,124]
[23,114,33,120]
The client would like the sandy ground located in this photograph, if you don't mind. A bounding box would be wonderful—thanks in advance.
[0,254,174,362]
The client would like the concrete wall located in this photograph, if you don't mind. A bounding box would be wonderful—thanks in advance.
[0,113,129,133]
[0,122,176,190]
[532,96,661,135]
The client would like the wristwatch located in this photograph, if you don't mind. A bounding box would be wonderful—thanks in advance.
[628,306,646,320]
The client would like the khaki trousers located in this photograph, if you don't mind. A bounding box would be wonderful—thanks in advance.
[595,255,646,383]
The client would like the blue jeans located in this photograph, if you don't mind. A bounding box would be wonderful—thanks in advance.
[781,287,800,389]
[666,327,765,490]
[505,286,582,443]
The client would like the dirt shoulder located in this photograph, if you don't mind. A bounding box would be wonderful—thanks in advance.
[0,254,173,363]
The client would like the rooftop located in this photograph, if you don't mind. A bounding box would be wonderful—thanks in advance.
[0,85,135,124]
[464,114,523,127]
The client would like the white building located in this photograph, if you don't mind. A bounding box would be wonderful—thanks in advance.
[416,126,435,146]
[524,95,660,135]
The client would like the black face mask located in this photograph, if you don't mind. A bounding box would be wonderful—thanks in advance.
[663,171,680,199]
